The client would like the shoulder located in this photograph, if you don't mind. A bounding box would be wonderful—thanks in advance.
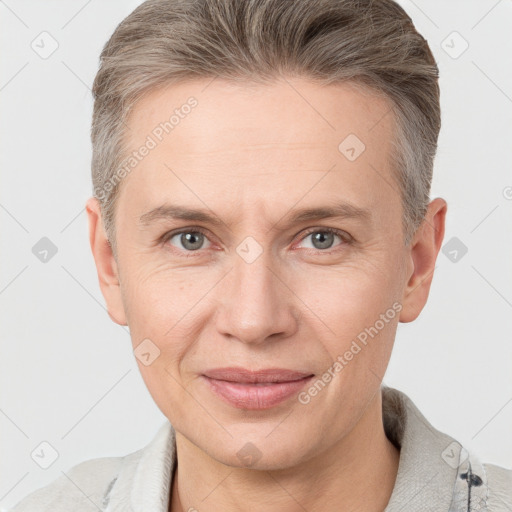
[9,450,142,512]
[381,385,512,510]
[483,462,512,510]
[8,422,175,512]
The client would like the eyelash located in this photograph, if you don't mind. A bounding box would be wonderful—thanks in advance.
[160,226,352,257]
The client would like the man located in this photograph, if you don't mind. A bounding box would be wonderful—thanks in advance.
[10,0,511,510]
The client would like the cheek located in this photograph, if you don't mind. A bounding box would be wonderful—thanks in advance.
[124,268,202,419]
[298,261,398,324]
[122,265,221,371]
[291,258,401,364]
[123,264,206,328]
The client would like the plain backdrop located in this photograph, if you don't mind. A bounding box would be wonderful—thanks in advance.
[1,0,511,509]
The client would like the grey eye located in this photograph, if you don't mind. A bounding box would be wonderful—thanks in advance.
[169,231,210,251]
[302,231,339,250]
[312,231,334,249]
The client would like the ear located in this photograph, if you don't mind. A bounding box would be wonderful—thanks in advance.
[85,197,128,326]
[399,197,447,323]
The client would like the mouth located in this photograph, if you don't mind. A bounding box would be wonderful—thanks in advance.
[201,367,315,409]
[202,367,314,383]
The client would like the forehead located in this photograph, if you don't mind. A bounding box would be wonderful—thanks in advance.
[126,77,393,154]
[118,77,399,227]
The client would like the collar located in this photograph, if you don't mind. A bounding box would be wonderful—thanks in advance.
[381,385,487,511]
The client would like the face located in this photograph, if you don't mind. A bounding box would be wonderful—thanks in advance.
[87,77,445,470]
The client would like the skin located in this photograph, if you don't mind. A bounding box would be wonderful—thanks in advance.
[86,77,446,512]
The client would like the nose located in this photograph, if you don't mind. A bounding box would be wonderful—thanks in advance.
[214,247,299,345]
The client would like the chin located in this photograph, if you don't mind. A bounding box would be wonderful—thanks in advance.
[205,433,311,472]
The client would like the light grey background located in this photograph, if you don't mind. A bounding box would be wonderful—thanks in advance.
[1,0,511,509]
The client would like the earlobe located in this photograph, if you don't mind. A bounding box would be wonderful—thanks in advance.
[399,198,447,323]
[85,197,128,326]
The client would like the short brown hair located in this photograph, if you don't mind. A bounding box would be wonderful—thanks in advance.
[91,0,440,256]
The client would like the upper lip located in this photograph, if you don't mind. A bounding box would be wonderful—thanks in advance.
[202,367,314,383]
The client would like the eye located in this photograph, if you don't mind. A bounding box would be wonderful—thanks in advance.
[296,227,350,252]
[161,226,351,256]
[165,228,212,252]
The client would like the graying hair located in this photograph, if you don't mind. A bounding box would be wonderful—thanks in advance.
[91,0,440,257]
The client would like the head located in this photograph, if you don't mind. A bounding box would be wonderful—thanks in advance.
[87,0,446,470]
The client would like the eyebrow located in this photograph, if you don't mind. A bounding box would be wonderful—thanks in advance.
[138,202,372,230]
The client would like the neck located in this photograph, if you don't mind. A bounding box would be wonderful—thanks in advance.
[170,390,400,512]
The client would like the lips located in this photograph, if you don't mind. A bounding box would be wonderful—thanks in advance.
[202,367,314,383]
[201,367,315,409]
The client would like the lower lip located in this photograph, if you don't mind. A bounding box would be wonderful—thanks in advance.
[202,375,314,410]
